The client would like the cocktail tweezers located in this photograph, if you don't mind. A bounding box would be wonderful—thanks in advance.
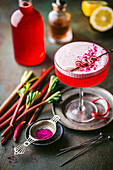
[57,133,112,167]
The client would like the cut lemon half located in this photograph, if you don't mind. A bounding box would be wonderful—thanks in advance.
[90,6,113,32]
[81,1,108,17]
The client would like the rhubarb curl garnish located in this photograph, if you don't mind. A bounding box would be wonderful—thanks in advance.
[68,48,113,72]
[91,98,109,120]
[68,56,98,72]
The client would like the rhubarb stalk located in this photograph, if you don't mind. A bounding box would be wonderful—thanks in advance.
[13,90,40,141]
[1,129,13,145]
[29,65,54,91]
[1,101,18,123]
[10,83,31,126]
[28,75,59,125]
[0,105,25,129]
[13,120,26,141]
[1,66,53,121]
[12,69,46,142]
[1,91,61,137]
[0,70,33,115]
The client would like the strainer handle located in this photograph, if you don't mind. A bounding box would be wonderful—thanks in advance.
[14,136,36,155]
[51,115,60,123]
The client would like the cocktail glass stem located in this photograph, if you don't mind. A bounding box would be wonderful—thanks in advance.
[79,88,84,111]
[64,87,98,122]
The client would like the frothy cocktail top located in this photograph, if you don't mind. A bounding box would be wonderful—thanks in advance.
[55,42,109,78]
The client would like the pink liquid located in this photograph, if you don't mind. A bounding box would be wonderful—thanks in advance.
[54,42,109,88]
[11,1,45,66]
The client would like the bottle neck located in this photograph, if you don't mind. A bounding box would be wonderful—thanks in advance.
[52,2,67,12]
[19,0,33,14]
[53,7,66,12]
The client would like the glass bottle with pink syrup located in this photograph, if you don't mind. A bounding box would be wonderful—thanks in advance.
[11,0,45,66]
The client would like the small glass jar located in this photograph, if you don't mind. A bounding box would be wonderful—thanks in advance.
[48,0,73,44]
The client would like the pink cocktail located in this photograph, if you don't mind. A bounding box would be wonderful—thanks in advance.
[54,42,109,122]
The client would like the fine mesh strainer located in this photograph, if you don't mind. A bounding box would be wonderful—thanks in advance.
[14,115,60,155]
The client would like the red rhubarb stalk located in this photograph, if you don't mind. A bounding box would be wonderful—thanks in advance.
[1,125,13,137]
[1,66,55,138]
[10,83,31,126]
[0,105,25,129]
[29,65,54,91]
[28,106,42,126]
[1,129,13,145]
[0,71,33,115]
[10,65,54,125]
[12,69,46,142]
[36,81,50,102]
[1,101,47,137]
[16,100,47,122]
[40,69,46,76]
[1,66,53,122]
[13,120,26,141]
[35,69,46,91]
[28,81,50,125]
[28,75,59,125]
[10,96,25,126]
[1,91,61,137]
[1,101,18,123]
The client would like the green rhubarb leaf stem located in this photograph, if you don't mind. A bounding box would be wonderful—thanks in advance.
[26,90,40,109]
[17,91,61,122]
[28,77,60,125]
[17,83,31,97]
[42,75,59,102]
[20,70,33,83]
[46,91,61,103]
[47,75,59,94]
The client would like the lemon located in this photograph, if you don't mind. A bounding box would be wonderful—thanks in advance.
[90,6,113,32]
[81,1,108,17]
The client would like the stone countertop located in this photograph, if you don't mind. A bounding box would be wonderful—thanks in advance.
[0,0,113,170]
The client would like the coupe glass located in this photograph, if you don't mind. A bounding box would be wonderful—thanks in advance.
[54,42,109,122]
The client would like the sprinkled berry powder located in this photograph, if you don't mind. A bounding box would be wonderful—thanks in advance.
[7,156,17,164]
[35,129,53,140]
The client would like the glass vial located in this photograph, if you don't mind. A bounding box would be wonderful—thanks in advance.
[11,0,45,66]
[48,0,73,44]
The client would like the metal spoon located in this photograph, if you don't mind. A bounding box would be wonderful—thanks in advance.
[14,115,60,155]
